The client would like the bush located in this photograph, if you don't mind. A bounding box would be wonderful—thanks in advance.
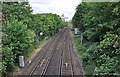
[2,20,35,75]
[2,46,15,75]
[94,54,119,74]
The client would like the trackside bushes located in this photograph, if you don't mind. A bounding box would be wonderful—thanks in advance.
[2,20,35,75]
[72,2,120,75]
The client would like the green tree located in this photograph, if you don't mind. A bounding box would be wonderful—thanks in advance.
[72,2,120,74]
[2,20,35,75]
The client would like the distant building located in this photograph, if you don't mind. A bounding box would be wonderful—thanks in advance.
[61,14,68,22]
[61,14,65,21]
[40,13,49,16]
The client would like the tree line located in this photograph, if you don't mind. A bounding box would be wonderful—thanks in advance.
[72,2,120,75]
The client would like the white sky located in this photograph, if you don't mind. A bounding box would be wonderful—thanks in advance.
[28,0,81,21]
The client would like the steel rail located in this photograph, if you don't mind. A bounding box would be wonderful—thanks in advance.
[60,27,74,76]
[28,28,66,76]
[40,28,67,77]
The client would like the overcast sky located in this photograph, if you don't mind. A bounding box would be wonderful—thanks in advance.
[28,0,81,21]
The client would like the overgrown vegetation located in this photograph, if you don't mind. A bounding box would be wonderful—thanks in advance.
[1,2,65,75]
[72,2,120,75]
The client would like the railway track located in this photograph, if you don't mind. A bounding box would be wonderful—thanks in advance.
[60,28,74,77]
[40,27,74,76]
[14,27,85,77]
[40,27,67,76]
[29,28,67,76]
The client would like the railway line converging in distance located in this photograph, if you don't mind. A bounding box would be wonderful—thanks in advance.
[14,27,85,77]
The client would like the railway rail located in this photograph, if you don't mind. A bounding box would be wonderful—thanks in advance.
[14,27,85,77]
[41,28,67,76]
[32,28,67,76]
[60,28,74,76]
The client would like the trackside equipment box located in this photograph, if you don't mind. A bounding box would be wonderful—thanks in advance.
[19,56,25,68]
